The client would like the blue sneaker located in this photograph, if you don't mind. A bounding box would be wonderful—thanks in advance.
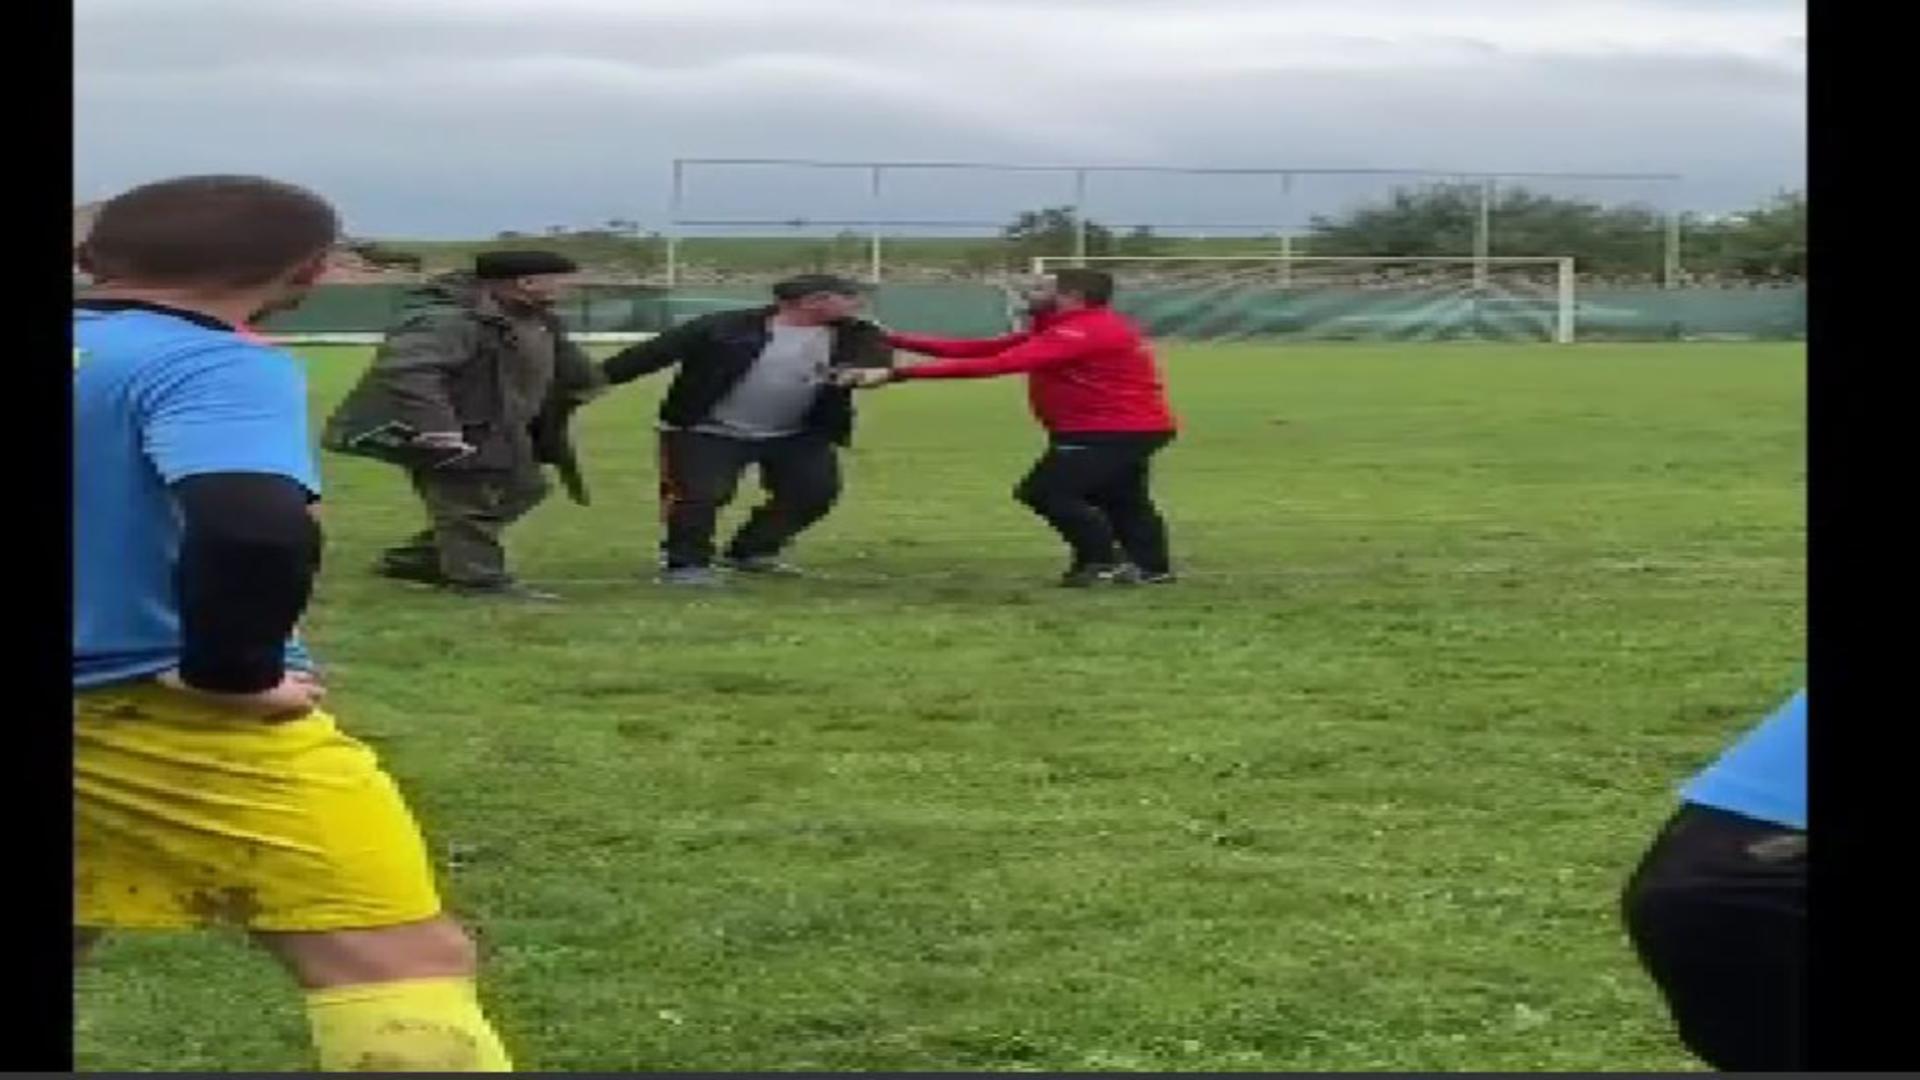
[1112,565,1178,586]
[1059,563,1124,588]
[658,565,726,587]
[721,554,804,577]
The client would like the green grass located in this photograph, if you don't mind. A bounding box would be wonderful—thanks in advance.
[75,342,1803,1072]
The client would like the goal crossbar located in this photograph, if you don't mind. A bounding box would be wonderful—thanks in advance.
[1031,255,1572,266]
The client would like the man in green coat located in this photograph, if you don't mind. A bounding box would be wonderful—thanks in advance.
[324,251,602,600]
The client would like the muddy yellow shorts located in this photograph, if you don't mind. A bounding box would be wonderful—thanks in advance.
[74,683,443,932]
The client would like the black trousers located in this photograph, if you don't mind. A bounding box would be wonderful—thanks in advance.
[657,430,842,568]
[1621,803,1807,1071]
[1014,431,1175,573]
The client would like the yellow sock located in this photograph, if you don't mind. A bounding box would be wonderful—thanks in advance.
[304,976,514,1072]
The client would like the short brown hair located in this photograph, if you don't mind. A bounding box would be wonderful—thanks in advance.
[78,175,340,289]
[1051,268,1114,305]
[772,273,868,301]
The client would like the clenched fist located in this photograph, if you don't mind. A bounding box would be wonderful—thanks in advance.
[829,367,897,390]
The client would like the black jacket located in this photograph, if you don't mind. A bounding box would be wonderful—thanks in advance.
[600,307,894,446]
[322,274,603,501]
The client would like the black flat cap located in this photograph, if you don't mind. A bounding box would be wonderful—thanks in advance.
[771,273,868,300]
[475,250,580,280]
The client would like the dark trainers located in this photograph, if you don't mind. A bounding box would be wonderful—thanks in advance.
[1059,563,1124,588]
[1112,565,1178,585]
[659,565,726,587]
[447,580,561,602]
[721,554,803,576]
[375,559,448,586]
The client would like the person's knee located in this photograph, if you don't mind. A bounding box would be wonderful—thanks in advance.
[260,915,479,989]
[1013,476,1046,507]
[761,459,839,518]
[1015,478,1069,513]
[787,477,842,519]
[671,474,738,511]
[499,476,550,523]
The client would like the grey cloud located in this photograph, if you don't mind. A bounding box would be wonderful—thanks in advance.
[75,0,1804,237]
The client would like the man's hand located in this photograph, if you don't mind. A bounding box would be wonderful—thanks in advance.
[412,431,474,452]
[156,669,327,721]
[829,367,897,390]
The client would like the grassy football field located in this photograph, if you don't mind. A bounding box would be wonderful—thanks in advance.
[75,341,1803,1072]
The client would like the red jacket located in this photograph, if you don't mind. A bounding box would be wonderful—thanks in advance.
[887,306,1177,434]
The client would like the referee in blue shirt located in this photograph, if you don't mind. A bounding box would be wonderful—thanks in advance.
[1622,688,1806,1070]
[73,176,514,1070]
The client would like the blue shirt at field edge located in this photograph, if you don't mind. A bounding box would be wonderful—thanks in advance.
[1680,689,1806,830]
[73,304,321,691]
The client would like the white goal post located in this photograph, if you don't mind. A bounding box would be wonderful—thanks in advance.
[1031,254,1578,344]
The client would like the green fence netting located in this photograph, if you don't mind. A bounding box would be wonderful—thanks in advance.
[245,283,1802,342]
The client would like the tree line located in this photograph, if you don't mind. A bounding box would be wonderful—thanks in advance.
[1005,185,1805,282]
[351,185,1804,283]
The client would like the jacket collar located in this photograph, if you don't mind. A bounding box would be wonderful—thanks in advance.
[471,285,507,321]
[413,272,522,326]
[1043,305,1105,327]
[426,269,556,328]
[724,305,871,332]
[73,297,237,333]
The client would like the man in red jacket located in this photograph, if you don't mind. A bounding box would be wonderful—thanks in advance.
[845,268,1179,586]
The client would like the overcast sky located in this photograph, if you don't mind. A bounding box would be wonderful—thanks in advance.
[74,0,1805,239]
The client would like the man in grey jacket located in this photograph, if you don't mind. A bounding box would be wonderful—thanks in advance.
[324,251,602,600]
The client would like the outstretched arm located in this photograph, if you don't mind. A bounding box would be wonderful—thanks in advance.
[894,322,1097,380]
[885,329,1033,358]
[602,318,701,385]
[552,332,610,402]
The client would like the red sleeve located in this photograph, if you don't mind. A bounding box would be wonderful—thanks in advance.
[898,324,1097,380]
[885,329,1032,358]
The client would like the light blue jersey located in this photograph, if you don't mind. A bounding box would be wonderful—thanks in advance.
[1681,690,1806,830]
[73,303,321,690]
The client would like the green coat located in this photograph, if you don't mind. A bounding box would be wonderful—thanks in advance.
[323,274,603,503]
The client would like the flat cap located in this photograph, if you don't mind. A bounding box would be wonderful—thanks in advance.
[475,250,579,280]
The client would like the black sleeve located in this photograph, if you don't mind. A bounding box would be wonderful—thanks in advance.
[846,319,897,369]
[170,473,322,694]
[601,318,698,385]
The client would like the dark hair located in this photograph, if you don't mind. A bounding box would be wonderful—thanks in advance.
[78,175,340,289]
[1050,268,1114,305]
[772,273,867,301]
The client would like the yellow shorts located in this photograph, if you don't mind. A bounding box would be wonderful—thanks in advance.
[74,683,443,933]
